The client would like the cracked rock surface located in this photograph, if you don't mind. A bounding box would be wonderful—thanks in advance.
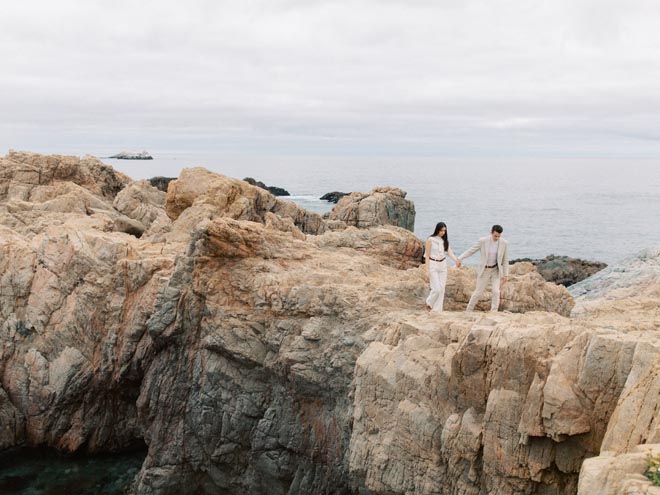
[2,152,657,495]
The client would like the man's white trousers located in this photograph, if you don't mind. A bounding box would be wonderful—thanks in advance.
[467,267,500,312]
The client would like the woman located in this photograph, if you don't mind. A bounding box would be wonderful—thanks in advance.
[425,222,461,312]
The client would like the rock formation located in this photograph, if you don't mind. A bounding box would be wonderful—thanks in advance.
[510,255,607,286]
[1,151,659,495]
[166,167,322,235]
[320,191,348,203]
[578,444,660,494]
[148,177,175,193]
[243,177,290,196]
[109,150,153,160]
[325,187,416,232]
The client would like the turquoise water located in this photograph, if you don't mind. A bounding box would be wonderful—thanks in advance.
[103,153,660,264]
[0,448,145,495]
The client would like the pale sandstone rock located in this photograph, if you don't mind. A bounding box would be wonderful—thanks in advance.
[113,180,172,236]
[578,444,660,495]
[325,186,416,232]
[312,225,424,269]
[0,150,130,201]
[165,167,325,234]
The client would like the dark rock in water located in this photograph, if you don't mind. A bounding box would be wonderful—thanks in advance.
[109,150,153,160]
[320,191,348,203]
[243,177,290,196]
[266,185,290,196]
[511,254,607,286]
[148,176,175,192]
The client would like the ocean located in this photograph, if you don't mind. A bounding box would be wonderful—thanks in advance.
[103,153,660,265]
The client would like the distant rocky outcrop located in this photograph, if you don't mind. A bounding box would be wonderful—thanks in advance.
[243,177,290,196]
[511,254,607,286]
[109,150,153,160]
[148,176,175,192]
[320,191,348,203]
[2,152,660,495]
[325,186,416,232]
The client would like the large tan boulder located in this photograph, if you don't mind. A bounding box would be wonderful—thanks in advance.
[312,225,424,269]
[578,444,660,495]
[113,179,172,236]
[0,151,130,201]
[165,167,325,234]
[325,186,416,232]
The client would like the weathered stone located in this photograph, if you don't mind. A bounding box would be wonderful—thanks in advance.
[113,180,172,236]
[148,177,175,193]
[578,444,660,495]
[325,186,416,232]
[1,150,130,201]
[320,191,348,203]
[166,167,323,234]
[511,254,607,286]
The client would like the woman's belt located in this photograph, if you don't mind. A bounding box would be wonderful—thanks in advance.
[429,257,446,262]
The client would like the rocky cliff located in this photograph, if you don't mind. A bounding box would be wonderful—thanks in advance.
[1,152,659,495]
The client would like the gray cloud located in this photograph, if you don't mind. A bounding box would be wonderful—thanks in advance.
[2,0,660,156]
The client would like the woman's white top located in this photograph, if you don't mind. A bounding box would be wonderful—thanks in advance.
[428,236,447,259]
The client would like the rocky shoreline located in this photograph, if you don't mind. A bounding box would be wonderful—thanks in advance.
[243,177,290,196]
[1,151,660,495]
[510,254,607,286]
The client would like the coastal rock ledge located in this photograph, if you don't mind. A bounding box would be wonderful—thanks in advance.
[2,152,660,495]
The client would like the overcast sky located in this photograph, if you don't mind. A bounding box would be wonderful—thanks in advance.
[2,0,660,157]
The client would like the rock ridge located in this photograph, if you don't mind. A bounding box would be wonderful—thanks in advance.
[1,152,659,495]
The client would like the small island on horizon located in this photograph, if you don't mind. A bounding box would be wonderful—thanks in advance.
[108,150,153,160]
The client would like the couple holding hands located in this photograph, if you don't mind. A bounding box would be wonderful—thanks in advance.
[425,223,509,313]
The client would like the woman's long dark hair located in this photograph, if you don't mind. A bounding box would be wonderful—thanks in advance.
[431,222,449,251]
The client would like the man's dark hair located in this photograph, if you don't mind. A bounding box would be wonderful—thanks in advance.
[491,224,503,234]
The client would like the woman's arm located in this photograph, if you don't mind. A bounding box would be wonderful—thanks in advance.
[425,238,432,269]
[448,246,461,267]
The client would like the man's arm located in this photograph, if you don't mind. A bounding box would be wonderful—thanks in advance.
[458,240,481,261]
[501,241,509,278]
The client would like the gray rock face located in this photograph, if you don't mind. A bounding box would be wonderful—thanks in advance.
[148,177,175,192]
[320,191,348,203]
[570,246,660,301]
[511,254,607,286]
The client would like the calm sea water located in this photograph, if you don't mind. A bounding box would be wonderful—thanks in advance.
[0,448,144,495]
[103,153,660,264]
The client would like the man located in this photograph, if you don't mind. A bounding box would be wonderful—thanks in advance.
[458,225,509,312]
